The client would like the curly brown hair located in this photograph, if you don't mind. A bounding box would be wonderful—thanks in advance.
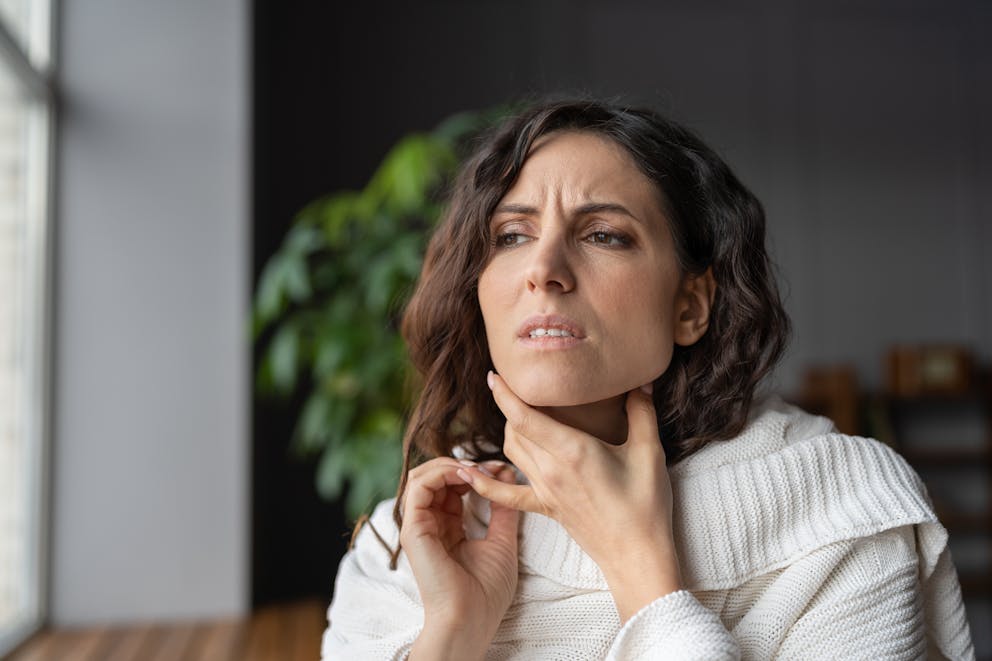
[376,98,790,566]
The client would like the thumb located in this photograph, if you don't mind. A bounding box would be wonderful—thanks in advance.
[457,464,541,515]
[625,381,661,449]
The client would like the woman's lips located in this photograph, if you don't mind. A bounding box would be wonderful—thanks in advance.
[516,313,586,350]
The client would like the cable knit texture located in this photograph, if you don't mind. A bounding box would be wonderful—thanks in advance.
[321,398,975,660]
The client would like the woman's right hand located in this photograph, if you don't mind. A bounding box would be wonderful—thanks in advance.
[401,457,520,660]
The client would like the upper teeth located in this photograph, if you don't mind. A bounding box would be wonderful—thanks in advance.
[529,328,574,338]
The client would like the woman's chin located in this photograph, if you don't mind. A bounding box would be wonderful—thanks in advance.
[522,394,587,408]
[508,380,612,408]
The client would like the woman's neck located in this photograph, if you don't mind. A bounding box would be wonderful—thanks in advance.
[537,394,629,445]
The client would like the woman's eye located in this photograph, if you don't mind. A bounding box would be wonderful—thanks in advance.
[495,232,529,248]
[586,230,630,247]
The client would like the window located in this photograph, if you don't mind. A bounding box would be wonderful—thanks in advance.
[0,0,53,655]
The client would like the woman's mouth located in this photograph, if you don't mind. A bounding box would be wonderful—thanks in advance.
[516,315,586,350]
[527,328,576,338]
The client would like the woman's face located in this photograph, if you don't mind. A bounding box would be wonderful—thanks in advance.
[478,130,700,407]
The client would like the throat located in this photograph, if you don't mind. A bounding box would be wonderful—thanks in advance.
[537,395,629,445]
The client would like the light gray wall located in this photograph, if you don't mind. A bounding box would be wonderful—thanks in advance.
[52,1,248,624]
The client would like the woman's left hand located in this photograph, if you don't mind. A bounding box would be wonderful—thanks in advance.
[457,371,684,621]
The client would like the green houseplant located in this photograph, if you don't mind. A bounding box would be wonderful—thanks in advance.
[253,109,503,520]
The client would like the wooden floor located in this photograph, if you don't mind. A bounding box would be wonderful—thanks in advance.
[5,599,326,661]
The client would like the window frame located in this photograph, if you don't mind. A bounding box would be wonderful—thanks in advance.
[0,1,56,656]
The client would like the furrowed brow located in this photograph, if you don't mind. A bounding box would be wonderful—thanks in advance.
[491,201,644,225]
[575,202,640,223]
[492,203,538,215]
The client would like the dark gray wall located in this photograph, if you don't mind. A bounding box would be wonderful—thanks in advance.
[257,0,991,391]
[533,0,992,391]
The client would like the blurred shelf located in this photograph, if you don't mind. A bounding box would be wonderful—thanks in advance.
[937,511,992,532]
[902,447,991,466]
[877,390,990,404]
[867,370,992,592]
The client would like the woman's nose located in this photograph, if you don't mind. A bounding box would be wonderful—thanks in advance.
[524,234,575,294]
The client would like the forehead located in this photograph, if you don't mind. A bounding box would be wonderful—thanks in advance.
[502,130,665,212]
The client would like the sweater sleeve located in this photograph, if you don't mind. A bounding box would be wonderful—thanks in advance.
[320,499,422,661]
[735,525,975,661]
[605,590,741,660]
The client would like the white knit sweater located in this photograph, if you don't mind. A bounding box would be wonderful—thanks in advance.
[321,398,976,660]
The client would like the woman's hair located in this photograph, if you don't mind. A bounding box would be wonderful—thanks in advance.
[377,97,790,565]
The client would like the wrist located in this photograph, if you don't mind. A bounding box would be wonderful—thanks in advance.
[411,617,493,661]
[600,542,683,623]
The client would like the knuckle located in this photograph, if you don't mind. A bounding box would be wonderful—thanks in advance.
[515,409,535,435]
[469,474,490,494]
[630,398,655,417]
[406,458,436,480]
[542,466,566,490]
[408,457,454,480]
[536,498,553,518]
[503,431,520,460]
[560,442,585,467]
[510,487,532,511]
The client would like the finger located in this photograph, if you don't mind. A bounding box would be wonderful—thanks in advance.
[489,371,582,455]
[405,458,467,511]
[402,524,455,590]
[407,456,464,482]
[457,465,543,514]
[439,484,466,516]
[401,464,470,554]
[484,466,521,547]
[624,382,662,453]
[403,463,471,514]
[501,422,541,480]
[431,479,472,510]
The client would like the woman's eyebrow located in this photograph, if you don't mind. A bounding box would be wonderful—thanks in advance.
[492,203,539,215]
[492,201,642,224]
[574,202,641,223]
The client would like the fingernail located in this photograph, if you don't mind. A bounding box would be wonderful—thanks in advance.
[480,460,506,471]
[456,468,474,484]
[640,382,653,395]
[458,459,477,467]
[486,370,495,390]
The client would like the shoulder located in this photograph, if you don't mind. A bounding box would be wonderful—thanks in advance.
[669,397,942,591]
[347,498,403,569]
[672,396,925,492]
[330,497,423,596]
[323,499,425,658]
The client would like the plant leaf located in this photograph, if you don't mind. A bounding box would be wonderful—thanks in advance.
[250,107,507,510]
[268,322,299,394]
[316,448,350,502]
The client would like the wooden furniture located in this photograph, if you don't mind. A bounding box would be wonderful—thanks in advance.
[797,365,861,435]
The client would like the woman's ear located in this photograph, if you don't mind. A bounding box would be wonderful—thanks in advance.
[673,267,716,347]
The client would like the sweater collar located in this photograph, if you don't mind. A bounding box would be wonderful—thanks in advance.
[466,397,940,592]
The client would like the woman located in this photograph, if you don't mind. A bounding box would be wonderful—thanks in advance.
[321,99,975,660]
